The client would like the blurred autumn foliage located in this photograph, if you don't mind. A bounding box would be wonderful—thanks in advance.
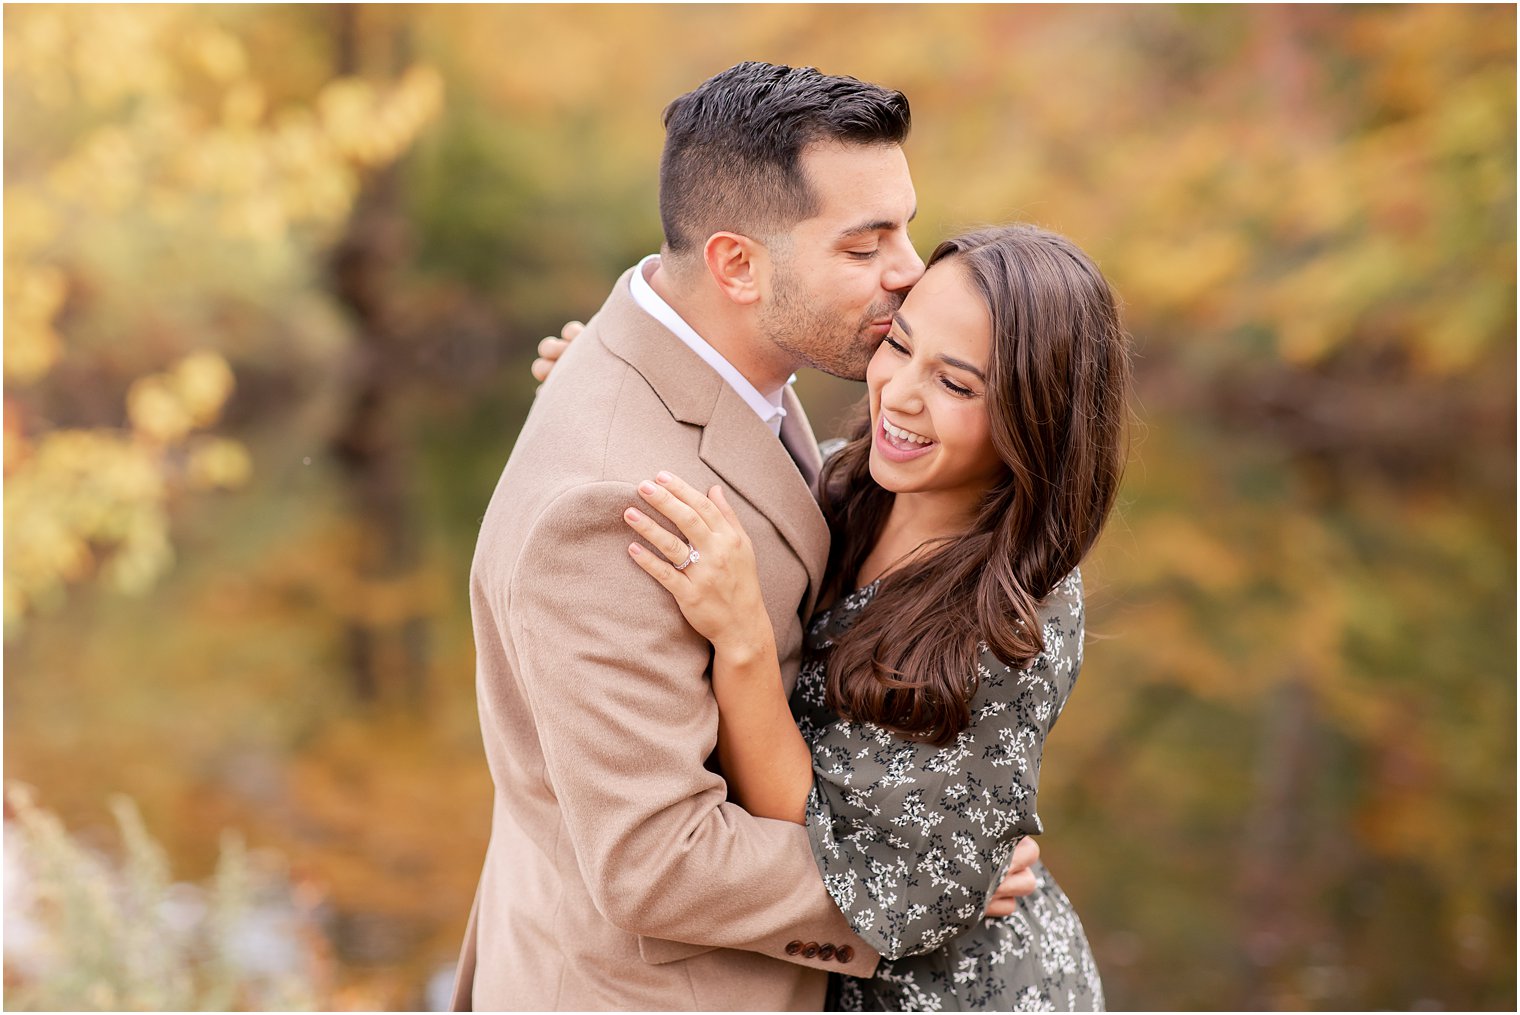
[4,4,1514,1011]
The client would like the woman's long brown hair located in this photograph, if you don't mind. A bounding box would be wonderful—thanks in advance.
[818,225,1132,746]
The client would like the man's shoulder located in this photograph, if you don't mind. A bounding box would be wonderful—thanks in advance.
[508,345,699,483]
[480,357,704,555]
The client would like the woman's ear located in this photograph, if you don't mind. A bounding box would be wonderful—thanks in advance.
[703,232,768,307]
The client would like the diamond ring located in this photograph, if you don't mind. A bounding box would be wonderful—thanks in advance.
[674,545,701,571]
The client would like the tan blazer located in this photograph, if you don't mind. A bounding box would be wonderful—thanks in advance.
[450,268,880,1011]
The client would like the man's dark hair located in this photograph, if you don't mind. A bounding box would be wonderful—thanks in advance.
[659,62,911,255]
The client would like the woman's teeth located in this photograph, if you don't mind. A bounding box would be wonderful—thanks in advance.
[884,420,933,445]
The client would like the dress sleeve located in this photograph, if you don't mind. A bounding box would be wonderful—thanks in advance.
[803,569,1085,961]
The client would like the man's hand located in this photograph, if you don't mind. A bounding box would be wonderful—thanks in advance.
[531,320,583,384]
[984,835,1041,917]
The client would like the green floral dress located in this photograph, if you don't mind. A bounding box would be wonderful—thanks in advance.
[793,569,1104,1012]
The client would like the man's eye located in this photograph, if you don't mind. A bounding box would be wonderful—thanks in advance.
[847,249,879,260]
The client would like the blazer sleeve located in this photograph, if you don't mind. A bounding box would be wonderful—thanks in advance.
[802,570,1084,961]
[499,480,880,976]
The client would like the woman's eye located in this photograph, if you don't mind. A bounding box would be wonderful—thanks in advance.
[942,378,974,397]
[884,336,908,354]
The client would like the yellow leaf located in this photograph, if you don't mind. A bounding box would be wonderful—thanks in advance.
[126,377,193,444]
[186,437,252,490]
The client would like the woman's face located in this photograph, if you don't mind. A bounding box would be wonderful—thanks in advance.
[865,259,1006,507]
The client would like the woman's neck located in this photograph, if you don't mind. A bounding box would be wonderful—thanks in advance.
[857,489,980,586]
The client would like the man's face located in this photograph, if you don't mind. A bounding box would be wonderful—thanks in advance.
[759,142,924,382]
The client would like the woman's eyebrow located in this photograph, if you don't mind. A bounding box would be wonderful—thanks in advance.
[938,355,986,382]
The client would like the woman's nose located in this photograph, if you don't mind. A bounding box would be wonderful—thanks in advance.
[881,370,925,415]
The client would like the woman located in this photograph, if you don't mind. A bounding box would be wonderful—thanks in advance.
[550,224,1128,1010]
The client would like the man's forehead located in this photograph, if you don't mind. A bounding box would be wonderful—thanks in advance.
[796,142,917,230]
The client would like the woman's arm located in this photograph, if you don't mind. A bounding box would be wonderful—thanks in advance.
[624,470,1052,912]
[709,635,814,824]
[623,472,813,823]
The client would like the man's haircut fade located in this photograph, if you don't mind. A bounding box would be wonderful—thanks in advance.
[658,62,912,256]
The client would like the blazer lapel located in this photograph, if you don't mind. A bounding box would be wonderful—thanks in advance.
[780,385,823,492]
[699,386,830,620]
[596,268,830,618]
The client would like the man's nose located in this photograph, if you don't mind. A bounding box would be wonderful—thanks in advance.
[882,238,926,293]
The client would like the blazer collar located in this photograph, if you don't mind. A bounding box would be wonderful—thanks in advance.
[597,269,830,615]
[598,268,726,427]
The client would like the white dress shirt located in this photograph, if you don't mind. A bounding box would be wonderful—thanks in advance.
[628,254,794,437]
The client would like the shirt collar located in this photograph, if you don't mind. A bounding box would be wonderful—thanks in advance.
[627,254,794,437]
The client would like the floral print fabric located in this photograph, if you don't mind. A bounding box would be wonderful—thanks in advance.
[794,569,1104,1012]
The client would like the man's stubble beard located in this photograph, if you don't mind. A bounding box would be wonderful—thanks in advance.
[760,262,904,383]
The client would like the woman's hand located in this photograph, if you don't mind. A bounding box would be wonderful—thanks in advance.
[531,320,582,385]
[984,835,1041,917]
[623,471,771,662]
[626,471,807,824]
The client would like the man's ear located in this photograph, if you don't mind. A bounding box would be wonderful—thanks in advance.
[703,232,768,307]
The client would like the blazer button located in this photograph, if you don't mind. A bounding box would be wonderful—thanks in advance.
[801,941,820,959]
[835,945,855,963]
[784,940,803,956]
[818,943,836,960]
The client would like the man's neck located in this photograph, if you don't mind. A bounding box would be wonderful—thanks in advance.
[648,259,794,395]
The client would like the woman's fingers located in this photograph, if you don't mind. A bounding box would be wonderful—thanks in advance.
[624,507,694,566]
[540,321,582,358]
[1009,834,1040,870]
[984,867,1036,918]
[984,896,1017,918]
[532,337,568,384]
[532,322,582,388]
[709,485,749,544]
[993,866,1038,899]
[637,476,712,545]
[984,836,1041,920]
[627,541,686,596]
[650,471,727,532]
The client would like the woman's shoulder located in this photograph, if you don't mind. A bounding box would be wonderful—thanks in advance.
[1050,565,1083,606]
[1037,566,1084,633]
[974,567,1085,685]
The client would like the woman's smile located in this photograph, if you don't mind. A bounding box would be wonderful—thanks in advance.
[874,413,938,462]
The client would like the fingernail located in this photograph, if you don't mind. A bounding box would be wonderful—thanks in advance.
[624,508,640,521]
[629,543,641,555]
[638,481,656,495]
[656,471,672,484]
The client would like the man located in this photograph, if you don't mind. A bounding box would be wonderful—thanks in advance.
[452,62,1038,1012]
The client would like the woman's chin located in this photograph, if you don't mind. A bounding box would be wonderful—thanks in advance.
[867,452,913,493]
